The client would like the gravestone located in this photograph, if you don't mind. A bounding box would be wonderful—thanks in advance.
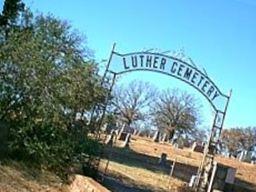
[158,153,167,166]
[153,130,160,142]
[117,124,125,139]
[209,162,237,192]
[174,143,179,148]
[122,133,131,148]
[102,123,108,132]
[118,132,127,141]
[191,141,204,153]
[105,130,116,146]
[161,133,167,142]
[177,137,184,149]
[191,142,197,150]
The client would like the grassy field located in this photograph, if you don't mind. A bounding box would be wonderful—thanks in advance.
[1,135,255,192]
[99,135,256,192]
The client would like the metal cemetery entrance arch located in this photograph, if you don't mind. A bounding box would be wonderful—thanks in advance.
[97,44,231,191]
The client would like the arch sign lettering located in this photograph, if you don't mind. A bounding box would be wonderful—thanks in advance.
[99,44,232,190]
[109,51,226,112]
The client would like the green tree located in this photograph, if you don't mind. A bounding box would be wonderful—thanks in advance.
[0,8,104,177]
[0,0,25,39]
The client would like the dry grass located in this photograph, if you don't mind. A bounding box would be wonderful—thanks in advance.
[100,135,256,191]
[130,136,203,167]
[0,161,68,192]
[100,159,190,192]
[215,156,256,188]
[1,135,255,192]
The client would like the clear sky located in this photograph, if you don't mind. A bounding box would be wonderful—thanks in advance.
[2,0,256,128]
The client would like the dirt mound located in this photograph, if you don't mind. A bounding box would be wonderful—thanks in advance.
[68,174,109,192]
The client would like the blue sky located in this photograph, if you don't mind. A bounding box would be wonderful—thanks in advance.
[2,0,256,128]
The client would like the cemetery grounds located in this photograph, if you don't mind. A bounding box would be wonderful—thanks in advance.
[98,135,256,192]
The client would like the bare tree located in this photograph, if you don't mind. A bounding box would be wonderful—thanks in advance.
[189,127,208,143]
[221,127,256,155]
[150,89,201,141]
[111,80,156,127]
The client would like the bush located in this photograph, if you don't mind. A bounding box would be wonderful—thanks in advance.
[0,7,104,179]
[7,118,101,178]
